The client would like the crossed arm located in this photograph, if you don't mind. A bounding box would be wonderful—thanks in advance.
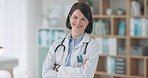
[42,41,99,78]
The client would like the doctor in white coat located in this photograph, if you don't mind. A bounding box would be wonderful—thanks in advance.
[42,2,100,78]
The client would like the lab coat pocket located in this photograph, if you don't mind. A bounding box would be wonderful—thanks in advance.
[76,54,88,67]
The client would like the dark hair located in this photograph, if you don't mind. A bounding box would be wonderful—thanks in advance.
[66,2,93,34]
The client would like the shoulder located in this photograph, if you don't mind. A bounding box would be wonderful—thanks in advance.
[89,37,100,47]
[85,35,100,55]
[83,33,99,47]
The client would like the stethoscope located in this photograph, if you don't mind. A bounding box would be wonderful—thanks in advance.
[54,37,89,66]
[54,37,66,66]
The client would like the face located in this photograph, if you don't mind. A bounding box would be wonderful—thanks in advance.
[70,9,89,34]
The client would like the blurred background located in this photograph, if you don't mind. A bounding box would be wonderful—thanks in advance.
[2,0,148,78]
[0,0,77,78]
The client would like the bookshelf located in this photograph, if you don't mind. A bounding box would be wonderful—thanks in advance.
[78,0,148,78]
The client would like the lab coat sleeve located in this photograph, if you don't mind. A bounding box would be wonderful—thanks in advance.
[57,40,100,78]
[42,41,58,78]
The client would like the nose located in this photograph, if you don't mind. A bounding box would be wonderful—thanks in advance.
[76,19,81,25]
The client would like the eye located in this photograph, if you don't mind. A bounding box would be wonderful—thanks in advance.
[82,18,85,20]
[73,16,77,19]
[81,18,86,21]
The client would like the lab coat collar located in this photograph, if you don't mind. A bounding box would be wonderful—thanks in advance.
[63,33,90,48]
[63,33,90,50]
[81,33,90,43]
[63,33,90,44]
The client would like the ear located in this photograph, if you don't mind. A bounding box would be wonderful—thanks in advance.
[69,15,71,19]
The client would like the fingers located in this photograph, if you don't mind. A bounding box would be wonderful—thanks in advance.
[82,58,89,65]
[53,65,61,72]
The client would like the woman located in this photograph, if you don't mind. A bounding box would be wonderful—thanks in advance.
[42,2,99,78]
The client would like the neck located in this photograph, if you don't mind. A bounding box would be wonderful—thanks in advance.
[71,32,84,39]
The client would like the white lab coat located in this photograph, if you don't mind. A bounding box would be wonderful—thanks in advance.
[42,33,100,78]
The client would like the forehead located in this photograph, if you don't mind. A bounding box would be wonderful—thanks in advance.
[72,9,85,17]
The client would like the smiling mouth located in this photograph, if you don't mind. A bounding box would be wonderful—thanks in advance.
[75,25,82,28]
[74,24,82,28]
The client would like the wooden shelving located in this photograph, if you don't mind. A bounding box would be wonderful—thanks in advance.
[146,60,148,78]
[78,0,148,78]
[95,71,127,77]
[130,36,148,39]
[90,34,127,39]
[99,55,127,58]
[128,75,145,78]
[130,16,148,18]
[130,56,148,59]
[93,15,127,18]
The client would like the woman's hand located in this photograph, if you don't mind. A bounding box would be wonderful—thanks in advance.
[81,58,89,66]
[53,65,61,72]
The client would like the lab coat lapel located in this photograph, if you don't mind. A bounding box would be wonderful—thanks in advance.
[62,34,70,65]
[74,33,90,49]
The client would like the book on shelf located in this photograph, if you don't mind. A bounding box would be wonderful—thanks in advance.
[93,20,110,35]
[131,0,141,16]
[96,37,107,54]
[108,38,117,55]
[115,58,126,75]
[93,20,102,35]
[96,37,117,55]
[106,57,126,75]
[130,18,148,36]
[141,18,148,37]
[134,18,142,36]
[107,57,116,74]
[118,20,126,36]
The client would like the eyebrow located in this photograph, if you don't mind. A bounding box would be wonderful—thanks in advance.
[73,15,87,19]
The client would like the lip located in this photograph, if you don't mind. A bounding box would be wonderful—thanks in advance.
[75,25,82,28]
[73,24,82,28]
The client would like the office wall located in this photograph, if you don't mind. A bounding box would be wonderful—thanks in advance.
[26,0,41,77]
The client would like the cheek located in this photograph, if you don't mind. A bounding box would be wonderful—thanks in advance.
[84,21,89,27]
[70,18,75,24]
